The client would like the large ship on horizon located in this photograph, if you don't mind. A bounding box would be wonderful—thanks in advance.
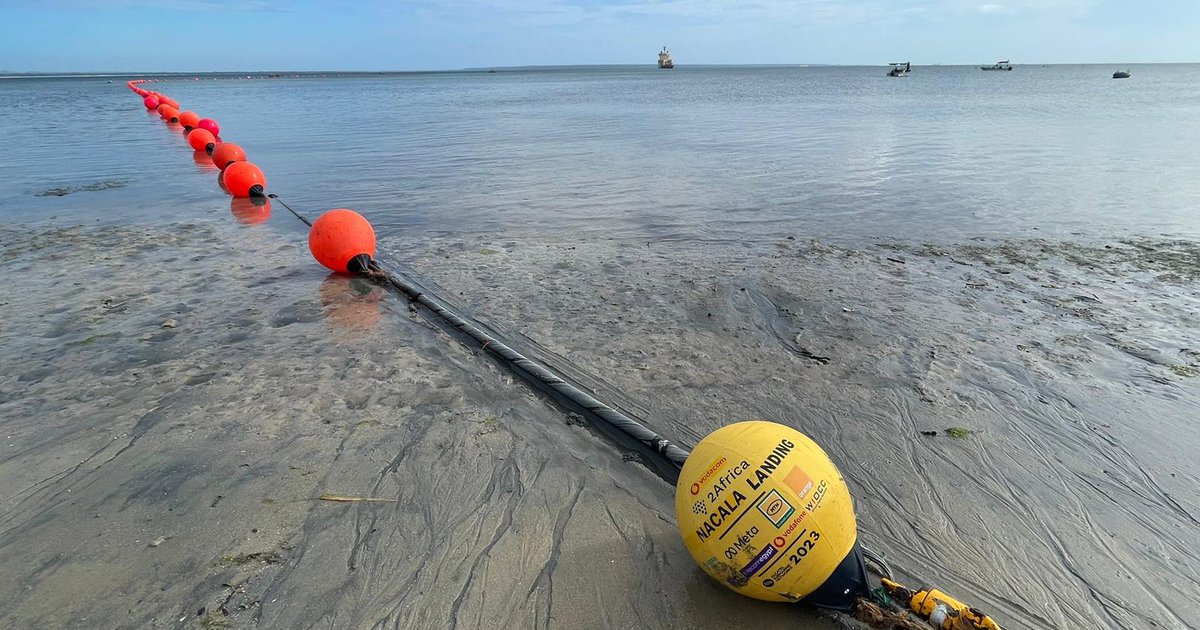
[658,47,674,69]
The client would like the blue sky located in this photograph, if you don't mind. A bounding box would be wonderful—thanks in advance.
[1,0,1196,72]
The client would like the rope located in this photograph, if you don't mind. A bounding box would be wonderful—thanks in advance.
[862,544,895,580]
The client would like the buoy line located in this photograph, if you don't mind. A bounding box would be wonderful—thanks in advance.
[121,78,1004,630]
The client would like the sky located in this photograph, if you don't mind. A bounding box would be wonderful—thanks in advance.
[0,0,1197,72]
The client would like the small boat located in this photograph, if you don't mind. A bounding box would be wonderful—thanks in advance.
[658,47,674,69]
[1113,70,1131,79]
[887,62,910,77]
[981,60,1013,71]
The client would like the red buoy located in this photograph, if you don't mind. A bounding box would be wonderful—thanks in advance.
[223,161,266,198]
[187,128,216,153]
[143,95,159,109]
[196,118,220,136]
[211,142,247,171]
[178,111,201,129]
[308,209,376,273]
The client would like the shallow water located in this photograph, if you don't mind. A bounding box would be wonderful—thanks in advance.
[2,68,1200,629]
[3,65,1200,243]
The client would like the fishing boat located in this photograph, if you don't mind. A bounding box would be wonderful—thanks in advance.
[1113,70,1131,79]
[658,47,674,69]
[887,62,910,77]
[981,60,1013,71]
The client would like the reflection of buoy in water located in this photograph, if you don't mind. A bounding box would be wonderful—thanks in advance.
[211,142,247,171]
[192,149,219,171]
[223,161,266,198]
[196,118,220,136]
[230,196,271,224]
[143,95,160,110]
[178,110,200,129]
[308,209,376,273]
[675,421,868,611]
[318,274,384,333]
[187,128,217,153]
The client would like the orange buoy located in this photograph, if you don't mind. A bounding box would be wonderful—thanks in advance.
[223,161,266,198]
[211,142,247,171]
[159,105,180,123]
[178,111,201,129]
[196,118,220,136]
[230,197,271,224]
[143,95,159,109]
[308,209,376,273]
[159,96,179,109]
[187,128,217,153]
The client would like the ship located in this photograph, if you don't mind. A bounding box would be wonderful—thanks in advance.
[658,47,675,69]
[981,60,1013,71]
[887,62,910,77]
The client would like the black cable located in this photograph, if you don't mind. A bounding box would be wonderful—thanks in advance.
[266,195,312,229]
[264,191,691,481]
[365,259,691,482]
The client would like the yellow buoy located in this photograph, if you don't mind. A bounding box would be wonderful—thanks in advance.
[674,421,867,609]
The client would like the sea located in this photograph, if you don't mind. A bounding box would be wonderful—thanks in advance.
[2,64,1198,244]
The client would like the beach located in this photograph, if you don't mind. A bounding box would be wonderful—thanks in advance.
[4,215,1199,628]
[0,220,852,629]
[393,229,1200,629]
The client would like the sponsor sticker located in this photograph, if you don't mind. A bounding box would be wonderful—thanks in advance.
[739,544,778,577]
[691,456,729,495]
[783,466,814,499]
[756,489,795,528]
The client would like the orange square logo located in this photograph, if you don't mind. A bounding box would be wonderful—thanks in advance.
[783,466,813,499]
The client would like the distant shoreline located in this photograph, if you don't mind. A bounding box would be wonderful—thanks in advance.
[3,61,1196,79]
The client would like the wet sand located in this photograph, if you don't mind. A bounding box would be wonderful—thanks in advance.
[395,231,1200,629]
[0,221,850,629]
